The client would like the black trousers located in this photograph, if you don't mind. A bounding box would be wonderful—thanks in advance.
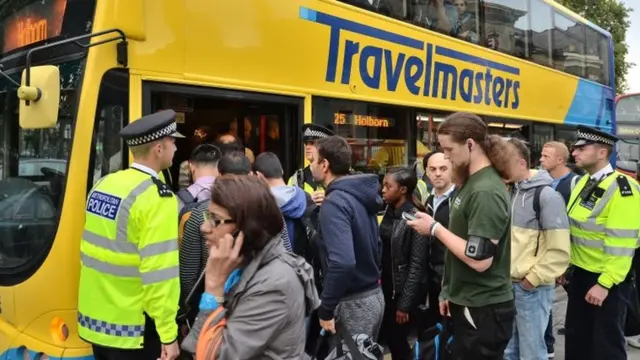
[379,295,412,360]
[91,314,163,360]
[565,267,630,360]
[449,300,516,360]
[92,345,144,360]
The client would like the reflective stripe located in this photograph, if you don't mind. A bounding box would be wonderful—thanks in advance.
[139,239,179,259]
[605,228,639,239]
[571,236,603,249]
[604,246,636,257]
[571,236,635,257]
[141,265,179,285]
[78,312,144,337]
[570,218,604,233]
[81,253,139,277]
[83,229,138,254]
[116,180,155,245]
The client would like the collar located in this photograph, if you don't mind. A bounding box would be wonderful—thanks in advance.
[431,184,456,198]
[193,175,216,186]
[590,163,613,180]
[131,163,160,179]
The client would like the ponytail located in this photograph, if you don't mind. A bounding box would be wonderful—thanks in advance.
[484,134,515,181]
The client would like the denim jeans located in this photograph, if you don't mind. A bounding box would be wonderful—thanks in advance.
[504,282,554,360]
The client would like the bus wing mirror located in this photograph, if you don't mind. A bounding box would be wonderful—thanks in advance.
[17,65,60,129]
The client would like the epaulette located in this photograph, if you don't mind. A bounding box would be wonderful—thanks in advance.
[616,175,633,197]
[151,176,174,198]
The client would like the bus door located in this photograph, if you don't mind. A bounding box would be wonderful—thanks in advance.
[143,83,303,186]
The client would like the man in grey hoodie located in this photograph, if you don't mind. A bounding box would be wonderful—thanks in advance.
[253,152,309,253]
[504,138,571,360]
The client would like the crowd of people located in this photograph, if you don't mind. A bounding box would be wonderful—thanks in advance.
[75,109,640,360]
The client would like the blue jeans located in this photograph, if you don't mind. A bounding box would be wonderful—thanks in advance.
[504,282,554,360]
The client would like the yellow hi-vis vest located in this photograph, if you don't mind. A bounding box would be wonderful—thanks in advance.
[568,171,640,289]
[78,168,180,349]
[288,166,325,195]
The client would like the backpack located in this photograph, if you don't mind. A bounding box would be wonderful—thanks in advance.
[177,189,205,247]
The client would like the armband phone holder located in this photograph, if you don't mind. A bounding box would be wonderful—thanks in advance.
[465,236,497,260]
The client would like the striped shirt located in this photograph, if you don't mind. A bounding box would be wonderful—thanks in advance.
[179,203,293,306]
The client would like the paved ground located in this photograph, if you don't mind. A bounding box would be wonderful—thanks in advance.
[384,287,640,359]
[549,287,640,359]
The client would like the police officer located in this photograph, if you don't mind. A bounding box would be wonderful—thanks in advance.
[288,123,335,204]
[78,110,183,360]
[564,125,640,360]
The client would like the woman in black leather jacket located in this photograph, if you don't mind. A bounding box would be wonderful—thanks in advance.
[378,167,429,360]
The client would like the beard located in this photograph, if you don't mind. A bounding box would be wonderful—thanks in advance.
[451,159,471,186]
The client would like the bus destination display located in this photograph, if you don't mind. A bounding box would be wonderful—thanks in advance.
[1,0,67,53]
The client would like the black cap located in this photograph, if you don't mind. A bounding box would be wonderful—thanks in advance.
[302,123,335,142]
[121,110,185,147]
[573,125,618,147]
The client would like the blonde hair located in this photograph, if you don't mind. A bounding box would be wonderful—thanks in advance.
[543,141,570,163]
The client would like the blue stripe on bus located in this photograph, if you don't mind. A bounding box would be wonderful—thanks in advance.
[299,6,423,50]
[565,79,613,132]
[0,348,94,360]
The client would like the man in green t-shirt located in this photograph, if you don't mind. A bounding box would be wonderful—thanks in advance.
[407,112,515,360]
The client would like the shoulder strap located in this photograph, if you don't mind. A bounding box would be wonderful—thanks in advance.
[176,188,196,204]
[616,174,634,197]
[533,186,544,228]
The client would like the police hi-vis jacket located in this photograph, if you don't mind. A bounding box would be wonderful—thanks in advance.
[568,166,640,289]
[78,167,180,349]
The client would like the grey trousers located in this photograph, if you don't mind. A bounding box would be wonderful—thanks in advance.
[335,286,385,339]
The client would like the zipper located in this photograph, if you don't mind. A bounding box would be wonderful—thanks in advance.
[511,186,519,232]
[391,218,397,300]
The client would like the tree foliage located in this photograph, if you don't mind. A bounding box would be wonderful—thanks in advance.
[557,0,634,93]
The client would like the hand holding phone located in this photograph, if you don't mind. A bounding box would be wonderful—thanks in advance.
[402,212,417,221]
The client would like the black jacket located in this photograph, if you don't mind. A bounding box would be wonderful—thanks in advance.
[425,188,454,288]
[380,202,429,312]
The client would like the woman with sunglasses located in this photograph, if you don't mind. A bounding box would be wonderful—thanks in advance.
[181,175,320,359]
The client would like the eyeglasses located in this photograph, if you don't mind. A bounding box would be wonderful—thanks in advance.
[203,211,235,227]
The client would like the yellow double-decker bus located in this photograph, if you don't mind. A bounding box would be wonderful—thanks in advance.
[0,0,615,358]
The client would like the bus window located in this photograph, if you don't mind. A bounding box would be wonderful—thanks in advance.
[615,94,640,175]
[528,0,554,68]
[552,11,586,79]
[410,0,460,37]
[0,58,82,285]
[90,69,129,187]
[483,0,528,58]
[451,0,480,44]
[585,27,609,85]
[531,123,554,168]
[312,97,411,178]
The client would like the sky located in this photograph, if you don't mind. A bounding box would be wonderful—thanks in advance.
[621,0,640,93]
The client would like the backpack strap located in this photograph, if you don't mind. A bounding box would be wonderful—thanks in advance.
[176,188,196,205]
[532,186,545,256]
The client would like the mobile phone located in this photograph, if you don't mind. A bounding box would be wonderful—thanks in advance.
[402,212,417,221]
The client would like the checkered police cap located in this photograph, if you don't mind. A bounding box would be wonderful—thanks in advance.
[126,122,178,147]
[302,124,335,141]
[303,127,329,139]
[576,128,615,146]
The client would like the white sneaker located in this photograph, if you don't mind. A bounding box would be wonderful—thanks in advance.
[627,336,640,349]
[547,353,555,359]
